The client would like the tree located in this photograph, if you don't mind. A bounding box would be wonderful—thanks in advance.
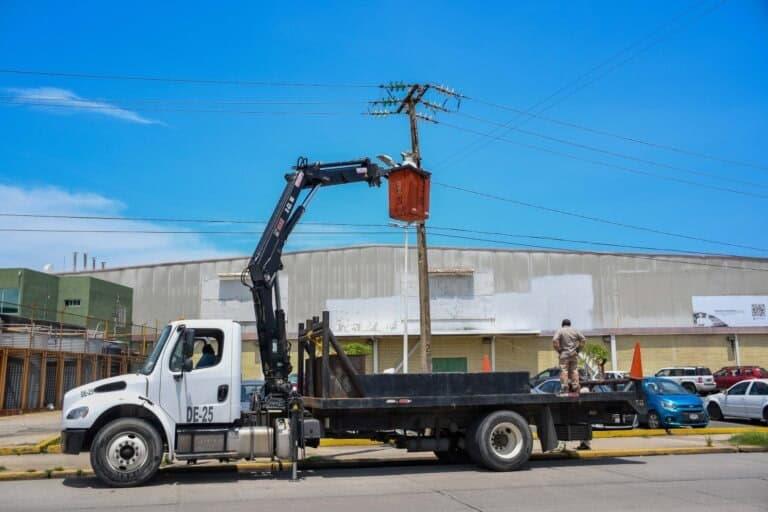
[581,342,610,378]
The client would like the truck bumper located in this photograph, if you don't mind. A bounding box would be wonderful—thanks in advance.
[61,429,87,454]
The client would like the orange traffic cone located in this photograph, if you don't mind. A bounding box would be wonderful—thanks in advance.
[629,342,643,380]
[481,354,492,372]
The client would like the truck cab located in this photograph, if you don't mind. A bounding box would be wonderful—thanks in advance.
[60,320,289,487]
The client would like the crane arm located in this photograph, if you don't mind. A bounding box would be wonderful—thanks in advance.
[243,157,389,395]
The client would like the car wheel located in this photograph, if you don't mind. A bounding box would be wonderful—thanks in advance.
[763,406,768,424]
[682,382,697,394]
[470,410,533,472]
[90,417,163,488]
[707,403,723,421]
[646,410,662,430]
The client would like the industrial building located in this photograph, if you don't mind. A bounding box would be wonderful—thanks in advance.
[67,245,768,380]
[0,269,140,414]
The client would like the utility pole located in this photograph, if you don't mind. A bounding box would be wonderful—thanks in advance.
[371,82,462,373]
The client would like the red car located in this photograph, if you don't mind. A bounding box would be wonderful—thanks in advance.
[713,366,768,390]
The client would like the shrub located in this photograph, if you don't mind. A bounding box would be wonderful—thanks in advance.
[342,342,372,356]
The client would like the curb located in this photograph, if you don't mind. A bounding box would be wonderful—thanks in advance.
[0,435,61,456]
[594,427,768,439]
[2,446,765,483]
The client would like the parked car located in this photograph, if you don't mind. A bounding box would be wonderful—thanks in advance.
[654,366,716,395]
[530,367,588,388]
[240,379,264,412]
[637,377,709,429]
[603,371,629,380]
[531,378,637,429]
[704,379,768,423]
[713,366,768,390]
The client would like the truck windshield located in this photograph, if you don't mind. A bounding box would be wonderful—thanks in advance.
[137,325,172,375]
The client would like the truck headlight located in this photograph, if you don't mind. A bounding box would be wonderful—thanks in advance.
[66,406,89,420]
[661,400,676,410]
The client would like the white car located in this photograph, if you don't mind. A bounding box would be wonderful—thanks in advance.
[654,367,717,395]
[704,379,768,423]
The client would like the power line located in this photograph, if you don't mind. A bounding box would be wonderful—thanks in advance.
[2,211,762,256]
[0,68,379,89]
[4,226,766,272]
[437,0,726,169]
[0,95,368,106]
[431,181,768,253]
[455,111,767,189]
[427,231,768,273]
[0,100,359,117]
[469,97,768,173]
[436,120,768,200]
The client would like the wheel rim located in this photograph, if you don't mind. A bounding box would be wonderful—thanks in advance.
[648,413,660,429]
[488,421,524,460]
[106,431,149,473]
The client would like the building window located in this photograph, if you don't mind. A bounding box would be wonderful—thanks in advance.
[432,357,468,373]
[429,273,474,299]
[0,287,20,314]
[64,299,81,308]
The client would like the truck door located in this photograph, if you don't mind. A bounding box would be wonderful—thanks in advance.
[159,327,235,426]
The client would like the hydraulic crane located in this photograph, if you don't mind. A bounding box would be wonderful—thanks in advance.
[242,157,390,402]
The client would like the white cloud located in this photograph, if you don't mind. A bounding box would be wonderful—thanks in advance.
[7,87,161,125]
[0,184,233,271]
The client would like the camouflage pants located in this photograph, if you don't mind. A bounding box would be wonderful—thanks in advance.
[559,356,579,392]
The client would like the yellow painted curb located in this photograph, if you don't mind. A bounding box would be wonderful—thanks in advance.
[593,427,768,439]
[569,446,738,459]
[36,435,62,453]
[0,435,62,456]
[236,461,282,472]
[319,439,382,447]
[0,470,48,481]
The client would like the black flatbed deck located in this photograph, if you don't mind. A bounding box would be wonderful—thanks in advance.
[303,391,639,411]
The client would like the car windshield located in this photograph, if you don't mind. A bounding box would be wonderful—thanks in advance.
[137,325,172,375]
[646,380,688,395]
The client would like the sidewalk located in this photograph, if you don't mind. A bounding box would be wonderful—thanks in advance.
[0,411,60,447]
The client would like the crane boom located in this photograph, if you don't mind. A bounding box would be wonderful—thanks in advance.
[243,157,390,397]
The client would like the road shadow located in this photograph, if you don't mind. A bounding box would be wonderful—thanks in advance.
[61,456,646,487]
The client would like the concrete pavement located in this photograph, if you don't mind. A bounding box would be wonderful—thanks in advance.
[0,411,59,446]
[1,452,765,511]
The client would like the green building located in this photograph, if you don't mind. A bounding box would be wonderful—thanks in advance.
[0,268,59,323]
[0,268,132,335]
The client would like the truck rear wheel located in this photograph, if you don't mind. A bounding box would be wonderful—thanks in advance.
[469,410,532,471]
[90,417,163,487]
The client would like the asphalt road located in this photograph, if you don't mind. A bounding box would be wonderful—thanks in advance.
[3,453,766,512]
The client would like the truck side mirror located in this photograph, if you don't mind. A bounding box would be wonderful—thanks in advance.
[181,328,195,372]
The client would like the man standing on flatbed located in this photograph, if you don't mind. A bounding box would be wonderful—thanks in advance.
[552,319,586,394]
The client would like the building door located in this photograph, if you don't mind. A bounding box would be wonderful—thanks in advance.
[432,357,468,373]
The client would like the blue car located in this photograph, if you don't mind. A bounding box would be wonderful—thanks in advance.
[639,377,709,429]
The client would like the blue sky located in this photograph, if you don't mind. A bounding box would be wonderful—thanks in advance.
[0,1,766,269]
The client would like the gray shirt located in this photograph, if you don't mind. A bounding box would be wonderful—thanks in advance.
[552,327,586,359]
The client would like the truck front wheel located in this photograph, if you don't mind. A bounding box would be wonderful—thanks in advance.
[90,418,163,487]
[469,410,532,471]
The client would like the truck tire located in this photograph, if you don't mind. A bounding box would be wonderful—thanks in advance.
[469,410,532,472]
[90,417,163,487]
[682,382,697,394]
